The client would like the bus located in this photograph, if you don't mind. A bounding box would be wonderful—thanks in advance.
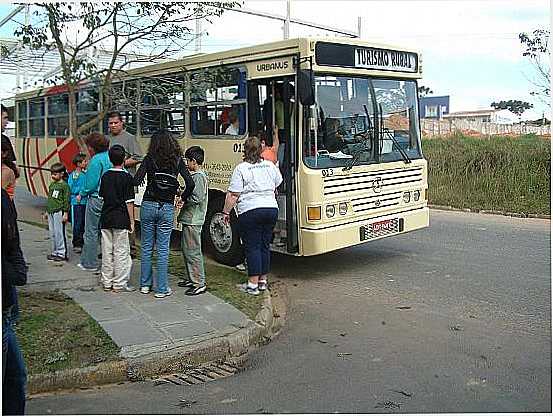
[11,37,429,265]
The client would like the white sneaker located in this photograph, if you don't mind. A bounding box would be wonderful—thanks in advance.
[235,263,247,272]
[113,285,136,293]
[239,283,259,296]
[154,288,173,298]
[140,286,151,294]
[258,281,268,291]
[78,263,98,272]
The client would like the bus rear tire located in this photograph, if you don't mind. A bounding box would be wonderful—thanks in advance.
[202,197,243,266]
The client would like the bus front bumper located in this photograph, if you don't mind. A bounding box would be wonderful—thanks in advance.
[299,207,429,256]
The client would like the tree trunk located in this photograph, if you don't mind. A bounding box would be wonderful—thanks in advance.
[67,85,88,155]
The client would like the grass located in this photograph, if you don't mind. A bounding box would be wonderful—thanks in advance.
[422,133,550,215]
[14,291,120,376]
[168,251,263,320]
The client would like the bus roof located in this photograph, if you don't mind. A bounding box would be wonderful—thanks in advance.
[13,37,422,99]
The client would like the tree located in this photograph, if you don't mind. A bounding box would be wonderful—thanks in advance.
[519,29,550,106]
[5,2,238,151]
[491,100,533,117]
[418,85,433,97]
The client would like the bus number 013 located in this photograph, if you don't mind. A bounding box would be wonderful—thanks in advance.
[233,143,243,153]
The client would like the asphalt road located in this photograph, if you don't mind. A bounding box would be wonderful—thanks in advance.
[17,187,551,414]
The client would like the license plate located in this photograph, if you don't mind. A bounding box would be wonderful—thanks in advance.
[359,218,401,241]
[370,219,393,232]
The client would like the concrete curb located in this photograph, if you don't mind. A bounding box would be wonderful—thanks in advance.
[429,204,550,220]
[27,285,288,395]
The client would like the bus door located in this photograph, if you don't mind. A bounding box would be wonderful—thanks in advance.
[247,77,298,254]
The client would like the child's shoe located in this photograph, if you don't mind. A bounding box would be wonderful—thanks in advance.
[78,263,99,272]
[154,288,173,299]
[258,280,268,291]
[185,285,206,296]
[112,284,136,293]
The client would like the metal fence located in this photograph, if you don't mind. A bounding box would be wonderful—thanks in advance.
[422,119,551,137]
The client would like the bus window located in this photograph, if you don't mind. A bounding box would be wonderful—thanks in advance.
[247,83,267,137]
[190,66,246,137]
[17,101,27,138]
[108,81,139,111]
[140,75,185,136]
[29,99,45,137]
[190,105,216,135]
[77,90,99,113]
[47,94,69,137]
[76,90,100,133]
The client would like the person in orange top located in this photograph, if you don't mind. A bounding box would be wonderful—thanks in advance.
[260,126,279,165]
[1,139,17,200]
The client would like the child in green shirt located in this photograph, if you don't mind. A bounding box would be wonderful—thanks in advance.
[46,162,70,261]
[177,146,208,296]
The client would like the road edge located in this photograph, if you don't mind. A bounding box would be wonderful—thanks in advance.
[27,284,288,395]
[429,204,550,220]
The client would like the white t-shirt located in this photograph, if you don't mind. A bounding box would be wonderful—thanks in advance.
[225,124,239,135]
[228,160,283,215]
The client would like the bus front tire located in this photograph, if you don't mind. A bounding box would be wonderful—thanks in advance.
[202,198,243,266]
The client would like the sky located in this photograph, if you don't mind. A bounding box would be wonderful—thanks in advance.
[0,0,550,119]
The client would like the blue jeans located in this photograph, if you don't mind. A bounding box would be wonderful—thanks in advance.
[72,204,86,248]
[80,196,103,269]
[238,207,278,277]
[140,201,174,295]
[3,311,27,415]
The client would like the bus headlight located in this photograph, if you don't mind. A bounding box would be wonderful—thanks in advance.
[403,192,411,203]
[307,206,321,221]
[413,190,421,201]
[326,205,336,218]
[338,202,348,215]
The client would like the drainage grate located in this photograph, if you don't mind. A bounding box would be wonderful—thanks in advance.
[153,362,240,386]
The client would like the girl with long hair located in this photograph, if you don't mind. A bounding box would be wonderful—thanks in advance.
[134,129,195,298]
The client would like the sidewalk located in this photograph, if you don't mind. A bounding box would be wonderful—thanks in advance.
[18,221,283,393]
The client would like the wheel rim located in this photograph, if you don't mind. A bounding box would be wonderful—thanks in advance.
[209,212,233,253]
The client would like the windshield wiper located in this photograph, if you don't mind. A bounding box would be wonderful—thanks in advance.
[378,104,411,164]
[342,104,375,171]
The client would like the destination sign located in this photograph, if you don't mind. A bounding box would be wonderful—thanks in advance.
[315,42,419,73]
[355,48,417,72]
[247,56,295,80]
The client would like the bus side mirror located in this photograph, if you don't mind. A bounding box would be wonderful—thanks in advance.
[298,69,315,106]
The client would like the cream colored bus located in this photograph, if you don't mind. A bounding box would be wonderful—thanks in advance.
[12,37,429,265]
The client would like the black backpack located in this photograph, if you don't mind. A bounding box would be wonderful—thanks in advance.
[150,156,180,201]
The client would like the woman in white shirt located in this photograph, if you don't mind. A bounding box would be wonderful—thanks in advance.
[223,136,282,295]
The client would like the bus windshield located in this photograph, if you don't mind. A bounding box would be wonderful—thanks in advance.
[303,75,422,169]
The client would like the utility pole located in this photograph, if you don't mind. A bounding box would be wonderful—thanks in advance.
[195,17,202,53]
[284,0,290,39]
[22,5,29,89]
